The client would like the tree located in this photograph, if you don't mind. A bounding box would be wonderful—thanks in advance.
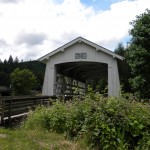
[114,42,125,56]
[4,59,7,64]
[10,68,37,95]
[8,55,13,64]
[114,43,131,93]
[127,9,150,99]
[0,59,2,63]
[14,56,19,63]
[0,71,10,86]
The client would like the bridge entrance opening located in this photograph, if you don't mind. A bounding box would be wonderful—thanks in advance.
[39,37,123,97]
[54,62,108,96]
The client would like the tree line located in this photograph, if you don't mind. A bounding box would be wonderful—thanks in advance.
[0,55,46,91]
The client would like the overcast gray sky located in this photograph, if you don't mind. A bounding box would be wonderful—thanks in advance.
[0,0,149,61]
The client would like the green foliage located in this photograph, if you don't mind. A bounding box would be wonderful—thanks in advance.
[114,42,131,93]
[8,55,13,64]
[86,79,108,94]
[0,56,45,90]
[114,42,125,57]
[127,9,150,99]
[23,92,150,150]
[24,101,68,133]
[10,68,37,95]
[0,71,10,86]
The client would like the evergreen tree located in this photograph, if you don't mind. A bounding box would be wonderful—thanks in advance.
[0,57,45,90]
[114,42,125,56]
[14,56,19,63]
[127,9,150,99]
[0,71,9,86]
[8,55,13,64]
[4,59,7,64]
[0,59,2,63]
[114,43,131,92]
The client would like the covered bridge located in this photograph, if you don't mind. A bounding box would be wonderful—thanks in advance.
[38,37,123,97]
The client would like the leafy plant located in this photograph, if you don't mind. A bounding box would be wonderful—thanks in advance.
[10,68,37,95]
[127,9,150,99]
[23,92,150,149]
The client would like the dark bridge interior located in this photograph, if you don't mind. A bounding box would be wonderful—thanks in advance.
[56,61,108,82]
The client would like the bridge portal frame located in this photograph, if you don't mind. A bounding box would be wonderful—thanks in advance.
[38,37,123,97]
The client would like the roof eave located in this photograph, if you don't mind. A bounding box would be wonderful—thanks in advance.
[38,37,124,62]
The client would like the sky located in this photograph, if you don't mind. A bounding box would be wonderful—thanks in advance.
[0,0,150,61]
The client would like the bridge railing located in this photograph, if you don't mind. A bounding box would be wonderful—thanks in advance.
[54,82,85,96]
[0,96,50,124]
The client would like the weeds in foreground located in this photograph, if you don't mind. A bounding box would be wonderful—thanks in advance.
[0,128,86,150]
[23,92,150,150]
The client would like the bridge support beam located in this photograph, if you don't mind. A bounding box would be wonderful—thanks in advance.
[108,59,121,97]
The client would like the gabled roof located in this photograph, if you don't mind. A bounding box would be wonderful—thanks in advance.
[38,37,124,62]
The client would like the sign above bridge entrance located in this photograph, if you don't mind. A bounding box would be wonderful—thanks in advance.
[75,53,87,59]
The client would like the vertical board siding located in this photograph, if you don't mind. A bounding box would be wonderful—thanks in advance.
[42,42,121,97]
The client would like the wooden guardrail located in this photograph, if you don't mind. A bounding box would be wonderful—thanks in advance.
[0,96,50,124]
[54,82,85,96]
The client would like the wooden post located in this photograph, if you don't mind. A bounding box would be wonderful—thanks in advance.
[43,98,45,105]
[108,60,121,97]
[8,99,12,126]
[34,99,36,105]
[1,99,5,124]
[33,99,36,110]
[40,98,43,106]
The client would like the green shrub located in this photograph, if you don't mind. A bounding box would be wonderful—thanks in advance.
[23,92,150,149]
[24,101,68,133]
[10,68,37,95]
[65,98,94,139]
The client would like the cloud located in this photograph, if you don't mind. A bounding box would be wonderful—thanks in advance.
[23,48,41,60]
[0,39,8,47]
[51,31,81,48]
[0,0,150,61]
[0,39,14,59]
[16,32,48,46]
[0,0,21,3]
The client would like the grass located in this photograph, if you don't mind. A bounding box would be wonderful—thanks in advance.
[1,92,149,150]
[0,127,87,150]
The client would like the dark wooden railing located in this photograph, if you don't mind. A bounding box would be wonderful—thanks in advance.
[0,96,50,124]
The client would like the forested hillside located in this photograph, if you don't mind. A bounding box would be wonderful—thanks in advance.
[0,55,45,90]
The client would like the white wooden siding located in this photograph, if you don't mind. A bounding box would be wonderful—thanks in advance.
[42,42,121,97]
